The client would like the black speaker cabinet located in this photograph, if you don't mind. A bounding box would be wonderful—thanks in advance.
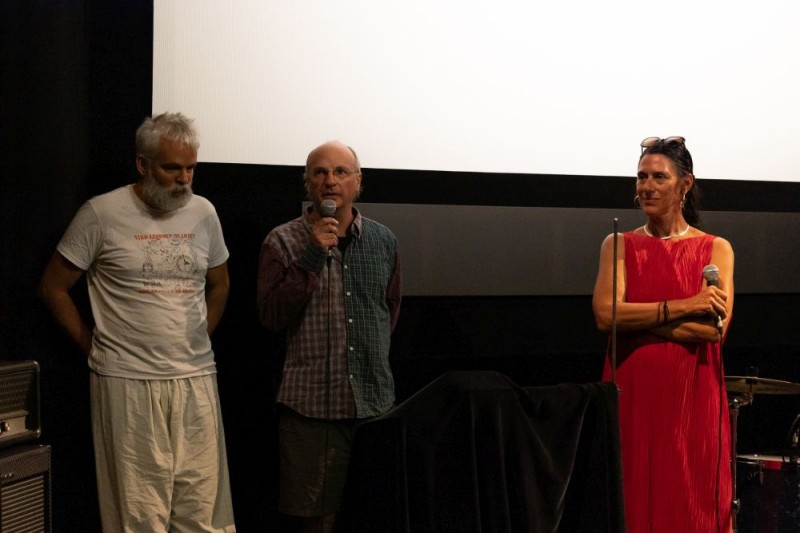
[0,362,40,448]
[0,444,51,533]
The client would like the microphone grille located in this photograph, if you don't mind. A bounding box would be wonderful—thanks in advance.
[702,264,720,282]
[320,199,336,217]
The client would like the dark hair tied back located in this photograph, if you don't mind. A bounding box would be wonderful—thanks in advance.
[640,140,702,227]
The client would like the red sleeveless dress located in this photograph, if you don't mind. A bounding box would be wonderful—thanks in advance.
[603,232,732,532]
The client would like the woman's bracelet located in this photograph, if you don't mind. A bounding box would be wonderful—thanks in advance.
[662,300,670,324]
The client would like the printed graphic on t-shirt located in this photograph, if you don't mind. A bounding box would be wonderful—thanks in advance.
[136,233,198,293]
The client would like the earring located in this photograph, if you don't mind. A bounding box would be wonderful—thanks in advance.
[634,195,641,209]
[681,193,686,208]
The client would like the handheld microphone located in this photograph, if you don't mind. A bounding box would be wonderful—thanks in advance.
[320,199,337,217]
[320,199,337,258]
[702,264,724,335]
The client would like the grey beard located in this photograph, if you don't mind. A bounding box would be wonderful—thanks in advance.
[141,175,193,211]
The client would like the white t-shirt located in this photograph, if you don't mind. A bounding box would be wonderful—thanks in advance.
[58,185,229,379]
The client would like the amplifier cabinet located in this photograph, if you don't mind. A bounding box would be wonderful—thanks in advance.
[0,444,51,533]
[0,362,40,448]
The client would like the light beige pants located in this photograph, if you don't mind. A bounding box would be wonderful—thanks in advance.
[91,373,236,533]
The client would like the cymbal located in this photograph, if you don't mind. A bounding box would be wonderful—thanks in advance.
[726,376,800,395]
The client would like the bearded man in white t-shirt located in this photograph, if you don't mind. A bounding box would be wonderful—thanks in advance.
[39,113,236,532]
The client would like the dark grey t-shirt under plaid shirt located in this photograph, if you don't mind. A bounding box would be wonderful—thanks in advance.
[258,207,402,419]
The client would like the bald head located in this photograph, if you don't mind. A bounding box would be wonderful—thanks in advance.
[305,141,361,177]
[304,141,363,216]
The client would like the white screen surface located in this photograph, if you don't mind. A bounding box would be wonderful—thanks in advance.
[153,0,800,182]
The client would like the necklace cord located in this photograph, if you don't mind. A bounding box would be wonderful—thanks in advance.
[643,223,690,240]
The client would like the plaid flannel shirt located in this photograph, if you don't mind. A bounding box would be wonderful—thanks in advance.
[258,207,402,419]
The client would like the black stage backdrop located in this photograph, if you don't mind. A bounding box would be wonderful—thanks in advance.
[3,2,800,531]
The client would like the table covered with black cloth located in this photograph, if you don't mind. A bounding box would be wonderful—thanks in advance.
[336,371,625,533]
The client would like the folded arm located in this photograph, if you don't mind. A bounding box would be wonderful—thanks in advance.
[592,234,734,343]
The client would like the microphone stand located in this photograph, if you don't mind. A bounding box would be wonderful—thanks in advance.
[729,371,758,533]
[611,218,618,389]
[784,413,800,465]
[729,391,751,533]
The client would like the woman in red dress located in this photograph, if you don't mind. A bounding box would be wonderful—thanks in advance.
[592,137,734,532]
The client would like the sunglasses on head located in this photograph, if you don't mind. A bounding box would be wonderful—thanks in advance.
[640,136,686,154]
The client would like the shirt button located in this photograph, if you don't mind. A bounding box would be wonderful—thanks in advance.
[346,291,351,296]
[348,318,353,323]
[344,264,348,269]
[349,346,354,351]
[349,374,354,379]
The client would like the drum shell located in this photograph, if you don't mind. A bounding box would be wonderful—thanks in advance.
[736,454,800,533]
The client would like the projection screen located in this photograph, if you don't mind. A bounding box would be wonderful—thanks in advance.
[153,0,800,182]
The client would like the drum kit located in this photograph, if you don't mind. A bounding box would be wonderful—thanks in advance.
[726,374,800,533]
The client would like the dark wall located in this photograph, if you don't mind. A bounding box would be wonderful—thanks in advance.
[3,2,800,532]
[2,1,152,531]
[200,164,800,532]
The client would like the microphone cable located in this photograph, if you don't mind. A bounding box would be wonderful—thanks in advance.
[319,198,337,531]
[319,251,333,531]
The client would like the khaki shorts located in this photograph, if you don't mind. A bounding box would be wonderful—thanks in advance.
[278,406,363,517]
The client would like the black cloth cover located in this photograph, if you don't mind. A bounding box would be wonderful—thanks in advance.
[336,371,625,533]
